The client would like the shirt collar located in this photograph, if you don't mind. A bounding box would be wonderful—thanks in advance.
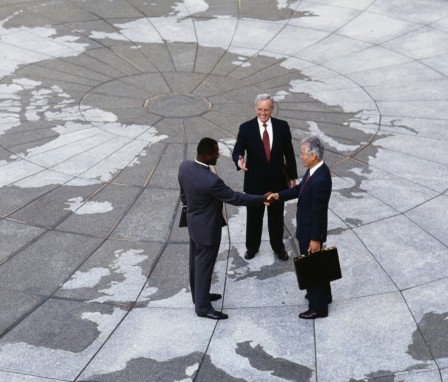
[309,160,323,176]
[258,118,271,128]
[195,159,209,168]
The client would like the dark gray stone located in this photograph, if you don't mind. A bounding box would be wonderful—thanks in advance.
[1,299,117,353]
[146,143,184,189]
[0,289,44,336]
[139,243,189,305]
[10,184,102,229]
[111,141,166,186]
[111,188,179,241]
[0,231,103,295]
[235,341,313,381]
[56,183,142,237]
[410,312,448,361]
[166,42,197,73]
[80,352,204,382]
[0,219,45,263]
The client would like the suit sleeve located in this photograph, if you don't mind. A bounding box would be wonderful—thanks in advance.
[210,176,262,206]
[278,184,300,202]
[310,177,331,241]
[178,171,187,206]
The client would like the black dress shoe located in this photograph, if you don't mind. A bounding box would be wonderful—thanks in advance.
[197,311,228,320]
[298,309,328,319]
[244,250,256,260]
[210,293,222,301]
[275,249,289,261]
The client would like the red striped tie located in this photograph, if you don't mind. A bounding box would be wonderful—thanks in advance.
[262,123,270,161]
[300,172,310,195]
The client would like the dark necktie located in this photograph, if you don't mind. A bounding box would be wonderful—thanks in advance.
[300,171,310,195]
[262,123,270,162]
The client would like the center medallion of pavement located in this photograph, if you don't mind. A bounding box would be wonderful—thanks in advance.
[144,94,210,117]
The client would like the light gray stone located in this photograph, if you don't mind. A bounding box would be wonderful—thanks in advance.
[224,241,303,309]
[331,176,398,227]
[0,371,65,381]
[315,293,436,382]
[442,368,448,382]
[338,12,420,44]
[405,195,448,246]
[383,27,448,60]
[203,306,316,382]
[422,53,448,77]
[368,0,448,23]
[328,230,398,300]
[354,215,448,289]
[78,307,217,381]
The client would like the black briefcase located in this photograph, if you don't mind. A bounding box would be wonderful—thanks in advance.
[293,247,342,290]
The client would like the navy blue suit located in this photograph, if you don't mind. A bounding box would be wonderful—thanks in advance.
[279,162,332,312]
[178,160,263,315]
[232,117,298,253]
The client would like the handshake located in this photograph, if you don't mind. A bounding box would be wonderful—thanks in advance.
[262,192,279,206]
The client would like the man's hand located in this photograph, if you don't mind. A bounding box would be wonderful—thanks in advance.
[308,240,321,253]
[263,192,279,206]
[289,179,297,188]
[238,155,248,171]
[263,192,272,205]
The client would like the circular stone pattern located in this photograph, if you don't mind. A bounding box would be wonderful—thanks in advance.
[144,94,211,117]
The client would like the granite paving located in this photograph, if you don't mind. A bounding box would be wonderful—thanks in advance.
[0,0,447,381]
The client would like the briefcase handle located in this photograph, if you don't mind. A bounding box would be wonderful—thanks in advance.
[301,246,337,258]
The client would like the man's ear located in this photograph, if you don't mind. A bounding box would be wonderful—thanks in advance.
[203,152,212,163]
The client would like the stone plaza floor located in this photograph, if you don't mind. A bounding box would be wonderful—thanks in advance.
[0,0,448,381]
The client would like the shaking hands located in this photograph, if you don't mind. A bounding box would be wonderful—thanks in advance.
[263,192,279,206]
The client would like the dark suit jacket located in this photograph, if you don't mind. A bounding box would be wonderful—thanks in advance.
[232,117,298,194]
[178,160,263,246]
[278,163,332,252]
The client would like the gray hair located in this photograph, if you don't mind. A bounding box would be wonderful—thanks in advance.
[254,94,274,108]
[301,135,324,160]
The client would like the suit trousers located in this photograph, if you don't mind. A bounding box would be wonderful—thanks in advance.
[299,242,332,313]
[189,238,220,315]
[246,201,285,253]
[307,283,331,313]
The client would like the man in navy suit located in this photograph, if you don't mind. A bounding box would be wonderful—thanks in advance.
[232,94,298,261]
[269,136,332,319]
[179,138,270,320]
